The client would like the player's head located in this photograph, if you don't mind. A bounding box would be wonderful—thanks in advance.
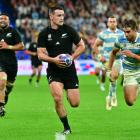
[0,13,10,29]
[122,19,137,42]
[48,6,64,28]
[107,16,117,30]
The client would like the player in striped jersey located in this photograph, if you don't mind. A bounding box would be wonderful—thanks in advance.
[93,16,124,110]
[109,19,140,106]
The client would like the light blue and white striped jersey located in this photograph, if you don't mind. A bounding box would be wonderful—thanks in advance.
[114,32,140,71]
[98,28,124,61]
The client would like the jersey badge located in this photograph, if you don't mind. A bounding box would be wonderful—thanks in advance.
[6,33,12,37]
[61,33,68,38]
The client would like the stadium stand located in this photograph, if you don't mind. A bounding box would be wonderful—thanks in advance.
[0,0,140,60]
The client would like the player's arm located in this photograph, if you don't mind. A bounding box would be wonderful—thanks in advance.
[121,50,140,61]
[37,47,55,63]
[0,41,24,51]
[71,39,85,60]
[37,47,66,68]
[108,48,119,70]
[25,50,37,56]
[91,49,97,60]
[92,38,103,55]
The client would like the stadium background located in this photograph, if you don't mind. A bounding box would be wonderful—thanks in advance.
[1,1,140,140]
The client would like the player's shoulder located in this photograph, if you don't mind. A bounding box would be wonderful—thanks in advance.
[39,27,49,35]
[99,29,109,36]
[116,28,124,35]
[117,34,127,43]
[137,32,140,38]
[7,26,16,32]
[62,24,76,32]
[7,26,21,36]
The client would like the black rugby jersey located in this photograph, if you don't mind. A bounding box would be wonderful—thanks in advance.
[0,27,22,64]
[28,42,41,63]
[38,24,81,71]
[38,24,81,56]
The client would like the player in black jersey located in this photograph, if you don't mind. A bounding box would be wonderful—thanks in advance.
[26,31,42,87]
[0,13,24,116]
[37,6,85,134]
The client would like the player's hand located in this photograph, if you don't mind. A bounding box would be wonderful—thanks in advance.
[54,55,67,68]
[121,50,135,58]
[32,52,37,56]
[0,41,9,49]
[97,54,106,63]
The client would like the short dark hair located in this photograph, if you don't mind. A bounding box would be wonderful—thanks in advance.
[0,12,9,17]
[123,19,137,30]
[48,6,64,14]
[108,15,116,19]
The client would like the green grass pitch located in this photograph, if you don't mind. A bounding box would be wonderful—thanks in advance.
[0,75,140,140]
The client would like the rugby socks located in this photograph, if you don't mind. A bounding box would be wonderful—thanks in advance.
[36,79,39,83]
[60,116,70,130]
[109,81,117,97]
[29,73,35,82]
[96,75,100,84]
[5,85,13,105]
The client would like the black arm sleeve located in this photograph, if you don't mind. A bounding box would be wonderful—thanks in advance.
[37,30,47,48]
[69,26,81,45]
[12,29,22,44]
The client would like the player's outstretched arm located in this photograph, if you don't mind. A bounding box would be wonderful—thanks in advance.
[108,49,119,70]
[92,38,103,55]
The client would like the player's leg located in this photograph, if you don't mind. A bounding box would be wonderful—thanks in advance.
[5,81,14,105]
[100,69,106,91]
[95,67,100,84]
[106,60,121,110]
[123,74,139,106]
[0,72,7,116]
[123,85,138,106]
[36,65,42,86]
[4,64,17,105]
[29,66,36,84]
[109,66,119,106]
[67,89,80,107]
[49,81,71,134]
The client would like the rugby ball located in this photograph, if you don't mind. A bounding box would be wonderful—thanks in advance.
[59,54,72,67]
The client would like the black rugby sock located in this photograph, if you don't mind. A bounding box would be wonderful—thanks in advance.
[60,116,70,130]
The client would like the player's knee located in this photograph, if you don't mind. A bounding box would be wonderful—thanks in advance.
[125,100,134,106]
[110,73,118,81]
[53,94,62,103]
[125,98,134,106]
[70,101,80,108]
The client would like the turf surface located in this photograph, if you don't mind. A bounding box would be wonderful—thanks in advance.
[0,75,140,140]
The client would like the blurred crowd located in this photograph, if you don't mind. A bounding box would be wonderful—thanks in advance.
[1,0,140,60]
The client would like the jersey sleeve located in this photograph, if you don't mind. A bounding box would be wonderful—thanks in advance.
[98,32,105,42]
[37,30,47,48]
[12,29,22,44]
[114,37,121,50]
[28,43,32,51]
[69,26,81,45]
